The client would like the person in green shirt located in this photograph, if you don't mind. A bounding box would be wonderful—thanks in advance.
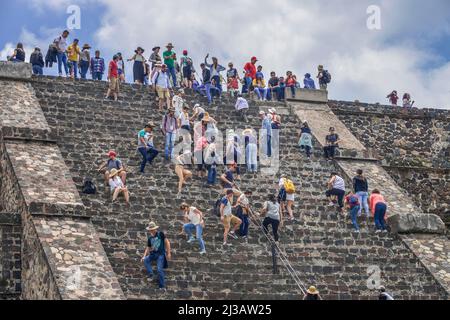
[163,42,177,87]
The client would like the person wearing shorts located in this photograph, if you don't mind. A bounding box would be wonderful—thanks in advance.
[220,190,242,246]
[106,55,120,101]
[152,64,172,111]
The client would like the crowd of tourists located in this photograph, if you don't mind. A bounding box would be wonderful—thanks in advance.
[7,31,394,298]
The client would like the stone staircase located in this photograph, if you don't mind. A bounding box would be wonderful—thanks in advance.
[31,76,448,300]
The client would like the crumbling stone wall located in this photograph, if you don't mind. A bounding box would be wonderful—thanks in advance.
[0,213,21,298]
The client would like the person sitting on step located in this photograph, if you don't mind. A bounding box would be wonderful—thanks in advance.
[181,203,206,255]
[98,150,127,186]
[109,168,130,205]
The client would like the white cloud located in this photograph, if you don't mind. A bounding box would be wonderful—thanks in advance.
[8,0,450,108]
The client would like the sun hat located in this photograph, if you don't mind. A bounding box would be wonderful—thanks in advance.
[135,47,145,54]
[146,221,159,231]
[307,286,319,295]
[259,111,266,116]
[166,43,174,48]
[82,44,91,50]
[194,103,201,109]
[146,122,155,128]
[109,168,119,179]
[202,113,211,122]
[152,46,160,51]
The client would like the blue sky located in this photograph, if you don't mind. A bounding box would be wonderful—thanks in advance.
[1,0,450,109]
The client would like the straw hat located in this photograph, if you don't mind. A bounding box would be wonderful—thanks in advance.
[146,221,159,231]
[307,286,319,295]
[202,112,211,122]
[166,43,174,49]
[82,44,91,50]
[109,168,119,179]
[152,46,160,51]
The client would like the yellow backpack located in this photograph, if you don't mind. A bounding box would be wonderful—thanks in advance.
[284,179,296,194]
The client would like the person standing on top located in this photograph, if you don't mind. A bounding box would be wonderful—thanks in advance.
[303,73,316,89]
[317,65,331,90]
[180,50,194,88]
[200,63,213,105]
[204,54,226,95]
[128,47,146,84]
[402,93,413,108]
[105,54,120,101]
[152,64,172,111]
[53,30,70,77]
[90,50,105,81]
[163,43,178,88]
[242,56,258,94]
[116,52,125,83]
[67,38,81,79]
[30,47,45,75]
[79,44,91,79]
[386,90,399,106]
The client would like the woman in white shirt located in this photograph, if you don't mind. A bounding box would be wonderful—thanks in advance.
[181,203,206,254]
[278,175,295,221]
[109,168,130,204]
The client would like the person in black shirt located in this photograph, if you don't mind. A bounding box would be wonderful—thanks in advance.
[324,127,340,159]
[353,169,370,218]
[30,47,45,75]
[141,222,172,290]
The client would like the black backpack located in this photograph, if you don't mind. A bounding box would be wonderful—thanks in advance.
[82,179,97,194]
[213,197,224,217]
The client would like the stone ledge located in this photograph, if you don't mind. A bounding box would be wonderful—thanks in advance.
[286,88,328,103]
[388,213,446,235]
[0,61,32,80]
[1,127,57,143]
[0,212,21,225]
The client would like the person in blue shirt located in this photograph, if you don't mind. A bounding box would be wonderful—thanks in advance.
[304,73,316,89]
[141,222,171,289]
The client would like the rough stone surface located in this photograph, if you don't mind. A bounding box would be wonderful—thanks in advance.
[286,88,328,103]
[402,235,450,295]
[28,76,449,300]
[0,213,21,298]
[32,216,125,300]
[4,141,83,212]
[0,62,32,80]
[388,214,446,235]
[290,102,367,154]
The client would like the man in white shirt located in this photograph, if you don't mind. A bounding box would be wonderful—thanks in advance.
[181,203,206,254]
[235,94,249,123]
[152,64,172,111]
[191,104,206,122]
[54,30,70,77]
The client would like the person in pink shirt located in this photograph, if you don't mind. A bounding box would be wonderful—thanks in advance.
[369,189,388,233]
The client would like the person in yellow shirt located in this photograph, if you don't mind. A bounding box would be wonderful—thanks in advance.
[253,74,268,101]
[67,39,81,79]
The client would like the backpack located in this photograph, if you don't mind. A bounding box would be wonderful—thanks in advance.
[213,197,224,217]
[322,70,331,84]
[284,179,296,194]
[82,179,97,194]
[348,195,359,206]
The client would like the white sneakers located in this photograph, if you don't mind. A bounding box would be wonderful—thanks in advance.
[200,250,207,255]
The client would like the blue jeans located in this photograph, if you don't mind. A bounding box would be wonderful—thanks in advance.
[143,253,165,288]
[92,72,103,81]
[356,191,370,216]
[242,76,252,94]
[237,209,249,237]
[246,143,257,172]
[267,135,272,158]
[207,166,217,185]
[69,61,78,79]
[212,75,222,95]
[168,66,177,87]
[374,203,387,231]
[204,83,212,104]
[287,85,296,98]
[350,205,360,231]
[165,132,176,160]
[254,87,267,100]
[80,60,89,79]
[57,52,68,75]
[139,147,159,173]
[183,223,205,252]
[32,65,43,75]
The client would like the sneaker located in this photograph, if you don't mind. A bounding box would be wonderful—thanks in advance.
[382,229,388,233]
[187,237,196,244]
[328,202,335,207]
[375,230,382,234]
[199,250,207,255]
[159,287,167,292]
[228,231,238,239]
[353,229,360,234]
[223,242,232,246]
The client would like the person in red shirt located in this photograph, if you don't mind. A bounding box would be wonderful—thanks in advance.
[386,90,399,106]
[286,71,298,98]
[242,56,257,94]
[106,54,120,101]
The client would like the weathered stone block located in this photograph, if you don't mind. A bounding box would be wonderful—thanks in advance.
[286,88,328,103]
[388,213,446,234]
[0,62,32,79]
